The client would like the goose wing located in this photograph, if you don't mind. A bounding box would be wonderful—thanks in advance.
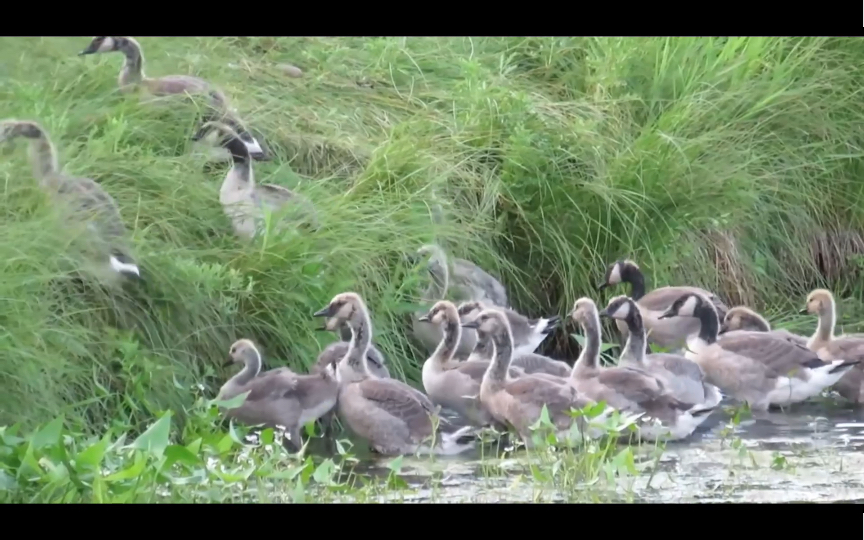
[357,378,436,433]
[645,353,705,381]
[61,177,128,240]
[640,286,727,318]
[511,354,571,377]
[717,331,829,377]
[242,370,301,402]
[451,258,508,307]
[504,376,587,423]
[825,336,864,361]
[595,369,671,407]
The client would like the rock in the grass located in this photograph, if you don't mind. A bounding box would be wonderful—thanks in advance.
[277,63,304,78]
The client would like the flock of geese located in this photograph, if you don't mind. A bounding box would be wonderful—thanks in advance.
[218,256,864,457]
[6,38,864,459]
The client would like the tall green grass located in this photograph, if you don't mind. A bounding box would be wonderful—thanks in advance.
[2,36,864,432]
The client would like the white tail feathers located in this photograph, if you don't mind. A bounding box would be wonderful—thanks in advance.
[109,255,140,277]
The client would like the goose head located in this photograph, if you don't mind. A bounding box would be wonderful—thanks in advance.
[597,295,638,322]
[78,36,130,56]
[800,289,834,316]
[720,306,769,334]
[597,259,639,290]
[460,308,510,339]
[569,297,600,325]
[225,338,261,368]
[456,300,485,322]
[658,293,705,320]
[0,119,42,142]
[418,300,459,325]
[313,292,366,327]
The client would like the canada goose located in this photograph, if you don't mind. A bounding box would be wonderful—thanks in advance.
[193,121,318,239]
[418,300,525,427]
[217,338,338,451]
[78,36,269,161]
[599,295,723,410]
[313,292,476,455]
[411,245,479,359]
[657,292,860,411]
[417,244,509,307]
[569,297,716,441]
[719,306,809,347]
[457,301,571,377]
[461,308,642,447]
[597,259,729,352]
[314,315,390,379]
[456,300,560,357]
[800,289,864,404]
[0,119,140,281]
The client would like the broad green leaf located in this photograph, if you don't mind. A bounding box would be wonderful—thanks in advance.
[312,458,336,485]
[164,445,202,467]
[75,436,110,469]
[31,416,65,450]
[103,453,146,482]
[211,391,249,410]
[127,411,172,458]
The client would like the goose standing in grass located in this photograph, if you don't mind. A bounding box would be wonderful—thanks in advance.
[461,308,642,447]
[568,298,716,442]
[77,36,270,161]
[599,295,723,411]
[597,259,729,352]
[193,121,318,239]
[800,289,864,404]
[419,300,526,427]
[457,301,571,377]
[313,292,476,456]
[657,292,860,411]
[218,338,338,451]
[719,306,809,347]
[0,119,141,282]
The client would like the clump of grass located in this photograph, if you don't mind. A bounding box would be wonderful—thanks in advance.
[1,36,864,433]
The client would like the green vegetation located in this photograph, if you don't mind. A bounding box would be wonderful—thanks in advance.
[2,36,864,502]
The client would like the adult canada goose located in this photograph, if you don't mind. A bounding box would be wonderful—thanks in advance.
[456,300,560,357]
[193,121,318,239]
[217,338,338,451]
[461,308,642,447]
[719,306,809,347]
[314,315,390,379]
[569,297,716,441]
[599,295,723,410]
[800,289,864,404]
[418,300,525,427]
[597,259,729,352]
[657,292,860,411]
[0,119,141,282]
[77,36,269,161]
[313,292,476,455]
[410,245,479,359]
[457,301,571,377]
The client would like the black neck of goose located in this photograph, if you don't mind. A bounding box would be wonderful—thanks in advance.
[15,125,59,181]
[622,304,647,361]
[578,314,601,368]
[117,38,144,85]
[623,265,646,300]
[345,309,372,374]
[488,329,513,381]
[695,303,719,344]
[222,132,251,167]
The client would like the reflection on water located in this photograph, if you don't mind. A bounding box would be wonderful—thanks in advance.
[337,396,864,503]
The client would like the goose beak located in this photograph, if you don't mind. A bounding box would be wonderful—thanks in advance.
[222,359,234,368]
[798,308,808,315]
[314,325,329,332]
[461,321,480,330]
[718,323,729,334]
[657,310,675,320]
[596,282,608,291]
[417,315,430,323]
[597,308,609,318]
[543,315,561,332]
[78,45,98,56]
[312,306,332,318]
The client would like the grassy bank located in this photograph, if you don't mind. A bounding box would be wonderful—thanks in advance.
[2,36,864,439]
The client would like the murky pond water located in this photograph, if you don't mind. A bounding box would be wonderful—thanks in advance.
[340,396,864,503]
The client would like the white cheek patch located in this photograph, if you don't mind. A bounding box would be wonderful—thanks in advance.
[611,302,631,319]
[680,296,699,316]
[98,38,115,52]
[608,264,622,285]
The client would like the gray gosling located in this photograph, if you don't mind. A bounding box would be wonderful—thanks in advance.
[313,292,476,456]
[0,119,140,282]
[217,338,338,451]
[78,36,268,161]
